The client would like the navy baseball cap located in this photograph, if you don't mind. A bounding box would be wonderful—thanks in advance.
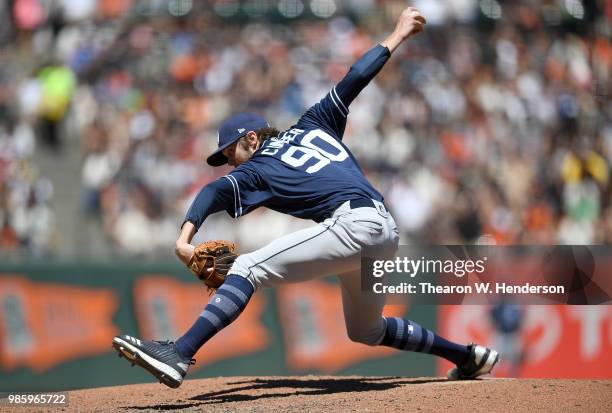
[207,112,270,166]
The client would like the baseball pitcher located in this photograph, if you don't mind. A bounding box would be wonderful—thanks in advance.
[113,6,498,388]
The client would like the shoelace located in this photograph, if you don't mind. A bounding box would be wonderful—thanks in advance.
[152,340,196,364]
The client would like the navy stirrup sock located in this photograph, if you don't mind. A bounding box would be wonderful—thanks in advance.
[380,317,469,366]
[175,275,254,359]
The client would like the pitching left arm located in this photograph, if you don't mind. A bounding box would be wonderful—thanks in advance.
[175,222,196,266]
[175,178,236,266]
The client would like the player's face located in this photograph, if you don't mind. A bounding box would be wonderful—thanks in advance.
[222,141,239,166]
[223,133,258,166]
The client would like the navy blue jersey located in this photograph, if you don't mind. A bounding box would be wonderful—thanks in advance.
[185,45,391,229]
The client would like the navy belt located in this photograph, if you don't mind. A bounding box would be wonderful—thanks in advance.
[349,198,387,212]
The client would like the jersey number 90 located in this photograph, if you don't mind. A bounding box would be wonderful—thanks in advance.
[281,129,349,173]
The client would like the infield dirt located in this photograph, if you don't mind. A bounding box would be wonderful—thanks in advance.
[62,376,610,412]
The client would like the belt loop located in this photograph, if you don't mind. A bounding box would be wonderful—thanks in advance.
[375,202,386,215]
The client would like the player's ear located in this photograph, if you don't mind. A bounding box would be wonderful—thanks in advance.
[245,131,258,148]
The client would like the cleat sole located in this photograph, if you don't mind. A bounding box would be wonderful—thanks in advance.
[112,338,182,389]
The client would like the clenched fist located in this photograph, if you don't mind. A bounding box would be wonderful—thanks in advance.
[394,7,427,39]
[381,6,427,53]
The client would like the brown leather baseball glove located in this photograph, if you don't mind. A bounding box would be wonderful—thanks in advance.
[188,240,238,292]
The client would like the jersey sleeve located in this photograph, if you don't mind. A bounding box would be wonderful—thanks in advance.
[183,177,235,231]
[223,163,265,218]
[296,44,391,140]
[183,164,264,230]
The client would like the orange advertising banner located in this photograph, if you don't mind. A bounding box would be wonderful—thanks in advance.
[133,275,269,369]
[0,275,119,372]
[438,305,612,378]
[277,280,408,372]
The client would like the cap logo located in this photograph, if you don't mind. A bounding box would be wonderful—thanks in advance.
[238,128,246,133]
[217,133,220,145]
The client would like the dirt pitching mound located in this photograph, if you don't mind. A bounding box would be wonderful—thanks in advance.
[67,376,611,412]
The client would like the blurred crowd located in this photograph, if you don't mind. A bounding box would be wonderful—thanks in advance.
[0,0,610,258]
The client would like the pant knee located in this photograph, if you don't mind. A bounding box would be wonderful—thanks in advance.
[228,255,257,289]
[230,254,249,275]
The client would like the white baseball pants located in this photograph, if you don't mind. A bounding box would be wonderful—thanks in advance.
[230,199,400,345]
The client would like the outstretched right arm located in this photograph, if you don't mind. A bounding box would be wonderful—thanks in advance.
[296,6,426,138]
[335,7,426,111]
[380,6,426,53]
